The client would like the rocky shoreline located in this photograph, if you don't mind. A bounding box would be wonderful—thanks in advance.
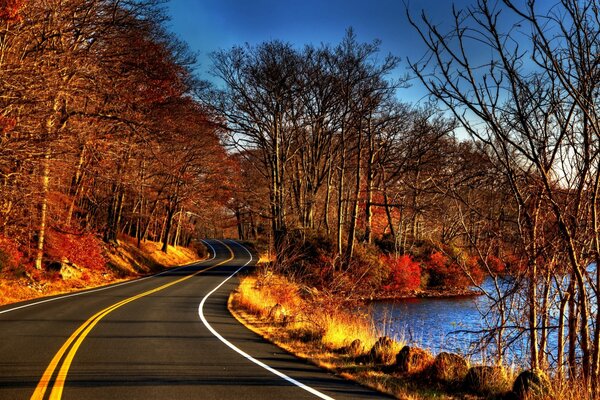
[366,287,484,301]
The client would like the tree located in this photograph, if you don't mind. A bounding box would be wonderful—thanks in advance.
[409,0,600,385]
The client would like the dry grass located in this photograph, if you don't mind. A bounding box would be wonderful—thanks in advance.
[233,274,389,352]
[229,273,477,400]
[0,237,203,306]
[231,271,589,400]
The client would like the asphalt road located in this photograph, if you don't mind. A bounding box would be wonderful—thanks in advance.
[0,239,390,399]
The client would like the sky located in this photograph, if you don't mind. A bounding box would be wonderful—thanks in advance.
[164,0,479,106]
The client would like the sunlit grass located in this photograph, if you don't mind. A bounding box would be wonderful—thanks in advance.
[230,273,432,398]
[257,252,274,264]
[0,236,203,306]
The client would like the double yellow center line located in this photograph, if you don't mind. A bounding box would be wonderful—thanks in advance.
[31,243,234,400]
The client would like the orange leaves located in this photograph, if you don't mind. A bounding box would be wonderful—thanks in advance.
[0,0,23,23]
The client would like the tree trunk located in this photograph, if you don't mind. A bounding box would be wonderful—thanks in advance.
[35,148,51,270]
[174,208,183,247]
[65,144,86,227]
[364,123,376,244]
[539,273,551,369]
[568,275,577,378]
[161,207,175,253]
[345,126,361,260]
[557,288,568,382]
[529,259,539,370]
[336,134,346,258]
[236,208,245,240]
[383,184,395,239]
[323,162,332,235]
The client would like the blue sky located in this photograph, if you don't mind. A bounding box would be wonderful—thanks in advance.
[165,0,481,105]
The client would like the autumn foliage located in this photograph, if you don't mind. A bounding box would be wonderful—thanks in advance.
[0,235,23,271]
[382,254,421,292]
[0,0,23,22]
[0,0,236,277]
[424,251,483,288]
[45,230,107,271]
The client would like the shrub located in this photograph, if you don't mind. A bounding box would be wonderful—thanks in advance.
[0,235,23,271]
[465,366,510,395]
[374,233,396,254]
[45,230,107,271]
[484,254,506,274]
[425,249,483,288]
[382,254,421,292]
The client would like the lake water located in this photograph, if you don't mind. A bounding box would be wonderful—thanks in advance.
[371,267,598,369]
[369,277,530,364]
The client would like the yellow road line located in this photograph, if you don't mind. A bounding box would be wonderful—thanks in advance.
[32,244,235,400]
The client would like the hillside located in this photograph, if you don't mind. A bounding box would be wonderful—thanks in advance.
[0,234,205,306]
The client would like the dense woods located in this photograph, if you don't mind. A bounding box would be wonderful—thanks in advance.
[0,0,234,274]
[207,30,493,291]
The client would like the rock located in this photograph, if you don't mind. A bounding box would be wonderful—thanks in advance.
[395,346,434,374]
[465,365,509,394]
[347,339,363,356]
[60,264,82,280]
[48,258,82,280]
[368,336,396,364]
[267,303,287,323]
[512,369,552,400]
[337,339,364,356]
[431,352,469,383]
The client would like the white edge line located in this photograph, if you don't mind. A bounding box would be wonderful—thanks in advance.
[0,243,217,316]
[198,240,336,400]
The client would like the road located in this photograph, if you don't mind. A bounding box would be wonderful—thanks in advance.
[0,240,389,399]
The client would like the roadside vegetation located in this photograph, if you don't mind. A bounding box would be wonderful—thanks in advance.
[0,233,205,306]
[230,259,592,400]
[229,268,497,399]
[0,1,233,304]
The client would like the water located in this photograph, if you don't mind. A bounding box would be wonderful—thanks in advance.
[370,276,529,364]
[371,295,484,354]
[371,266,599,368]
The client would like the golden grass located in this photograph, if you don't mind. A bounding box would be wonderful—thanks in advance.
[230,272,592,399]
[233,274,392,353]
[0,237,203,306]
[257,252,275,264]
[229,273,472,400]
[319,311,382,352]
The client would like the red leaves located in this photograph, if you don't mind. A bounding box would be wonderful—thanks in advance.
[45,230,107,271]
[484,254,506,274]
[0,235,23,271]
[0,0,23,23]
[382,254,421,292]
[425,250,483,288]
[0,115,16,133]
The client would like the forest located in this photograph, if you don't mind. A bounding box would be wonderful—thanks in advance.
[1,0,600,396]
[0,0,236,274]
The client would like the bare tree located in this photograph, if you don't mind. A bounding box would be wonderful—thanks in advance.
[409,0,600,386]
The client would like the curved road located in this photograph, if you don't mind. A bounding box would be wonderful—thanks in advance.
[0,240,389,399]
